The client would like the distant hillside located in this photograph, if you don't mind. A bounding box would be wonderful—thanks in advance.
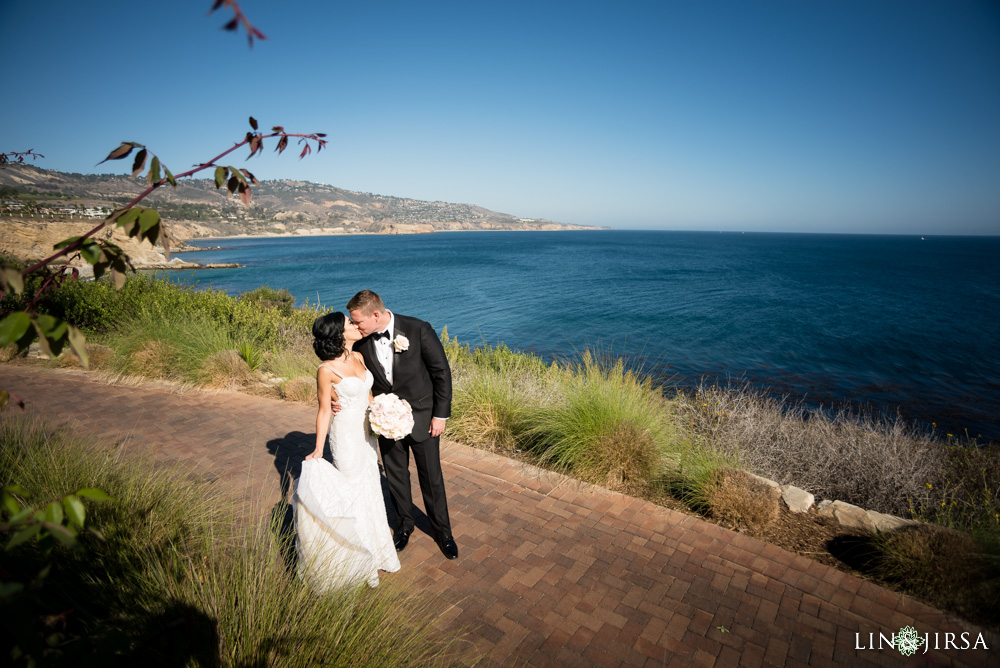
[0,164,601,238]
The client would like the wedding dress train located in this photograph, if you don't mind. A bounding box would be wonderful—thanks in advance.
[293,369,400,591]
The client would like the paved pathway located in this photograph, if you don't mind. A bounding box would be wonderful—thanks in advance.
[1,365,997,667]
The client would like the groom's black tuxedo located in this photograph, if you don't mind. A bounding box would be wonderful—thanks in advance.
[357,313,453,541]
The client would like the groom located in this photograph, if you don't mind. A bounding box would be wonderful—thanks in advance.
[346,289,458,560]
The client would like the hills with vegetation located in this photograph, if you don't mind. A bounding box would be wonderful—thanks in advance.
[0,164,600,238]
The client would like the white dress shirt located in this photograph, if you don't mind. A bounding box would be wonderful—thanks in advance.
[373,311,395,384]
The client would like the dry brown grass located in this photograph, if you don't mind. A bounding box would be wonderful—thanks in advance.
[128,340,178,379]
[577,421,660,493]
[702,467,780,535]
[449,368,538,454]
[675,382,943,517]
[54,343,117,370]
[281,376,315,403]
[0,343,22,363]
[199,350,256,390]
[873,524,1000,625]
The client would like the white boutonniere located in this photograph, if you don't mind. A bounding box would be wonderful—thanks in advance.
[393,334,409,353]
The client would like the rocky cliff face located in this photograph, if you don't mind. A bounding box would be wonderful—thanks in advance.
[0,219,200,271]
[0,164,604,239]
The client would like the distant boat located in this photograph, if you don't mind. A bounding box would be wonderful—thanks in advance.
[921,236,925,240]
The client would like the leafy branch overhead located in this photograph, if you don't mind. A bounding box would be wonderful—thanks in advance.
[0,118,325,379]
[0,149,44,168]
[210,0,266,47]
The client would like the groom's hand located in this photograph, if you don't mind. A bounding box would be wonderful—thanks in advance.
[330,397,342,414]
[429,417,446,438]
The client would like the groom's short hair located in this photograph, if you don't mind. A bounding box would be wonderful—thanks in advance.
[347,289,385,315]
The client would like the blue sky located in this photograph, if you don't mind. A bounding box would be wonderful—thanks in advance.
[2,0,998,234]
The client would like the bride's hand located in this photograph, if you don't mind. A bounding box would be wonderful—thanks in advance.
[305,449,322,460]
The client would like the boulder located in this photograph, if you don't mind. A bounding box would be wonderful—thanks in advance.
[819,500,876,532]
[749,473,780,489]
[779,484,815,513]
[867,510,919,532]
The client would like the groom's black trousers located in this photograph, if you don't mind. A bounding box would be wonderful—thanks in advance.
[378,434,452,541]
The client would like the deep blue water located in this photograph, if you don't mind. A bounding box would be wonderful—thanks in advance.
[167,231,1000,441]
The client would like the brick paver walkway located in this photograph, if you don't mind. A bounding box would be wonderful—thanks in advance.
[1,365,997,667]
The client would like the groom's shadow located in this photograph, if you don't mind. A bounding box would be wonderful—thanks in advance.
[265,431,430,573]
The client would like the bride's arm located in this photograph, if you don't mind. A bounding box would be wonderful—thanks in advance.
[308,365,336,460]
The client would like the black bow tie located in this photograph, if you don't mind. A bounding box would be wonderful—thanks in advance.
[372,330,390,341]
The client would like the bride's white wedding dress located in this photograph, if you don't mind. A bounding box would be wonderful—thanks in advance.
[293,368,400,591]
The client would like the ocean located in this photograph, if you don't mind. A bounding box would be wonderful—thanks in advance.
[167,230,1000,441]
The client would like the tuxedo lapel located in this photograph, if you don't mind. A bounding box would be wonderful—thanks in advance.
[390,326,405,380]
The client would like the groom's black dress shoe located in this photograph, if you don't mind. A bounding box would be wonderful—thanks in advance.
[394,530,411,553]
[436,536,459,560]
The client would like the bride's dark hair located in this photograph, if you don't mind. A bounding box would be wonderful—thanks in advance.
[312,312,346,361]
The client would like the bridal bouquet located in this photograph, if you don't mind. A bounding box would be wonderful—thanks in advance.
[368,393,414,440]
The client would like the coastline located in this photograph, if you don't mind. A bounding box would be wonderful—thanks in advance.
[187,226,609,242]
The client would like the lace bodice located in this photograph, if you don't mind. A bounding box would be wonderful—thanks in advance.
[329,368,373,412]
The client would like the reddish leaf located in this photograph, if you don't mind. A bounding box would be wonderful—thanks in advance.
[131,149,148,178]
[227,175,239,194]
[241,169,259,185]
[98,143,134,165]
[238,181,251,206]
[276,136,288,155]
[249,116,258,131]
[299,144,310,159]
[315,133,327,138]
[1,390,25,411]
[272,126,284,133]
[210,0,225,11]
[224,17,238,31]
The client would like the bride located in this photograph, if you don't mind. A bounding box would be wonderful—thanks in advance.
[293,312,400,590]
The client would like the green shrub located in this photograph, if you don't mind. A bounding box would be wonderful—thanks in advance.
[527,352,683,492]
[237,340,264,370]
[239,285,295,316]
[37,273,322,354]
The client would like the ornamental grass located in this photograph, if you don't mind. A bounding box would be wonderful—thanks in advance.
[526,352,684,493]
[0,416,462,667]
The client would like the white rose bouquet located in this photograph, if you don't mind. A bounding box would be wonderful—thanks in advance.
[368,393,414,440]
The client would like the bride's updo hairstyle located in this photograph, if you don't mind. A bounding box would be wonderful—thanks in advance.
[312,312,346,361]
